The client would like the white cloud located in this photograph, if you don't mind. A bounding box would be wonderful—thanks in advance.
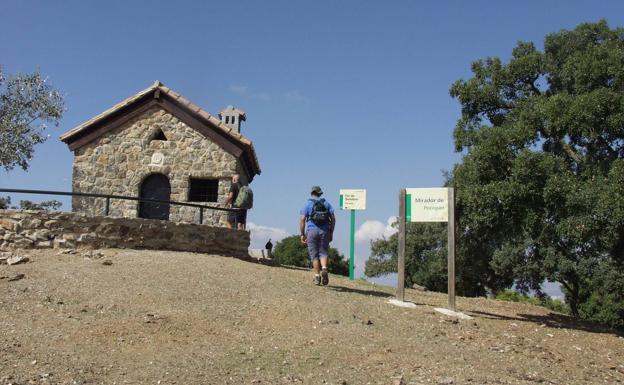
[228,85,310,104]
[229,84,249,94]
[354,216,397,244]
[255,93,270,101]
[246,222,291,249]
[541,281,565,301]
[284,90,310,105]
[229,84,271,101]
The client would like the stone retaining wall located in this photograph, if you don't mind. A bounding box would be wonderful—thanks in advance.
[0,210,249,257]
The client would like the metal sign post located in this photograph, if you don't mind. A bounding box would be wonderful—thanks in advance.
[339,189,367,281]
[397,188,406,301]
[398,187,456,311]
[349,209,355,280]
[447,187,456,311]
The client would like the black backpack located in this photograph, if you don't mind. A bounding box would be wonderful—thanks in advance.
[310,198,329,225]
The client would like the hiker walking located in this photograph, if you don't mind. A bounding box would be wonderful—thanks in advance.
[300,186,335,286]
[224,174,252,230]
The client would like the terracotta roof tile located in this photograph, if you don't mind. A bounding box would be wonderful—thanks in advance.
[59,83,158,141]
[188,103,201,113]
[197,110,213,120]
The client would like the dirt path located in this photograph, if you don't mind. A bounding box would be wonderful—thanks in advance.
[1,249,623,385]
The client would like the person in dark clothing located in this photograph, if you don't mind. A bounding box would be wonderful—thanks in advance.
[224,174,247,230]
[265,239,273,258]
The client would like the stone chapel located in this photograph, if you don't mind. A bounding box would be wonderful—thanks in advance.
[59,81,261,226]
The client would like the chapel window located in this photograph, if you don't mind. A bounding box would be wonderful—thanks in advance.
[188,178,219,202]
[151,129,167,141]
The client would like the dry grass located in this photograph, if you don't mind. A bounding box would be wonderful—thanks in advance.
[1,248,623,385]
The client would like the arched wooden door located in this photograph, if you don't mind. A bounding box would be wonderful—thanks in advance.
[138,174,171,220]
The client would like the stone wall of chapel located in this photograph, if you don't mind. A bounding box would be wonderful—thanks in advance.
[71,106,246,225]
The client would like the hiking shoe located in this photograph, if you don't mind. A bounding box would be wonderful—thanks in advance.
[321,269,329,286]
[313,274,321,286]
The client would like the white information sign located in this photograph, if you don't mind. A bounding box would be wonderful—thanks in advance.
[339,189,367,210]
[405,188,449,222]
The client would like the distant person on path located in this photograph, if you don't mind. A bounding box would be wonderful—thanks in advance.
[265,238,273,258]
[300,186,335,286]
[224,174,247,230]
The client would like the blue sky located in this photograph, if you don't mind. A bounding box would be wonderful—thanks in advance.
[2,1,624,286]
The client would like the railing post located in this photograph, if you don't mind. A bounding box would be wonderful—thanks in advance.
[105,197,110,216]
[199,207,204,224]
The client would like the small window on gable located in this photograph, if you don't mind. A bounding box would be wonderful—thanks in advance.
[151,129,167,141]
[225,116,230,124]
[188,178,219,202]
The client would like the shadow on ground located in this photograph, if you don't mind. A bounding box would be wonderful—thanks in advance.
[270,263,309,272]
[468,310,624,337]
[327,285,394,298]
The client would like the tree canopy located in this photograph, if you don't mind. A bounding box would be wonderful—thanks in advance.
[450,20,624,321]
[0,67,64,171]
[0,196,62,211]
[366,20,624,329]
[272,235,349,276]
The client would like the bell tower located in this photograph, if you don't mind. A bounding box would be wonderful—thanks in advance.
[219,105,246,133]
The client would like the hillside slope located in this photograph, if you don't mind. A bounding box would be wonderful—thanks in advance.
[1,249,623,385]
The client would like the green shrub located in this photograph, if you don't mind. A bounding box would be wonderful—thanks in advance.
[0,197,63,211]
[495,289,569,314]
[574,265,624,331]
[578,292,624,330]
[19,199,62,211]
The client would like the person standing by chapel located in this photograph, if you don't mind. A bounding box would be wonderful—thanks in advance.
[224,174,247,230]
[300,186,336,286]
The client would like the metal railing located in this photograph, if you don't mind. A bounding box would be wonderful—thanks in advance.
[0,188,240,225]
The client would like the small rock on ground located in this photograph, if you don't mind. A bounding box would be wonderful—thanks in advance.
[0,251,12,264]
[7,255,29,265]
[411,283,428,291]
[8,273,25,282]
[391,375,405,385]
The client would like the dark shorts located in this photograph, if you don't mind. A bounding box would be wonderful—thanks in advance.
[306,227,329,261]
[228,209,247,225]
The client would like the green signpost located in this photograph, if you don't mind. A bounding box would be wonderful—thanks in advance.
[339,189,366,280]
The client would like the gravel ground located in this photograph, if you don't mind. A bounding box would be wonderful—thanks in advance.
[1,248,623,385]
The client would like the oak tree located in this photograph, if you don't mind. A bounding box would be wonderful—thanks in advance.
[450,20,624,320]
[0,67,64,171]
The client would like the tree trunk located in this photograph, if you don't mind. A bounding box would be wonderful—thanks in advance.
[561,278,580,317]
[569,282,580,317]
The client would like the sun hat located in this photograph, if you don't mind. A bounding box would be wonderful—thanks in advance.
[311,186,323,195]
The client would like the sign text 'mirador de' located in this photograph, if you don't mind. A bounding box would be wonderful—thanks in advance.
[405,187,449,222]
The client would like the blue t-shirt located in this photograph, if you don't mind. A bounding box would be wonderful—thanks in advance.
[300,198,335,231]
